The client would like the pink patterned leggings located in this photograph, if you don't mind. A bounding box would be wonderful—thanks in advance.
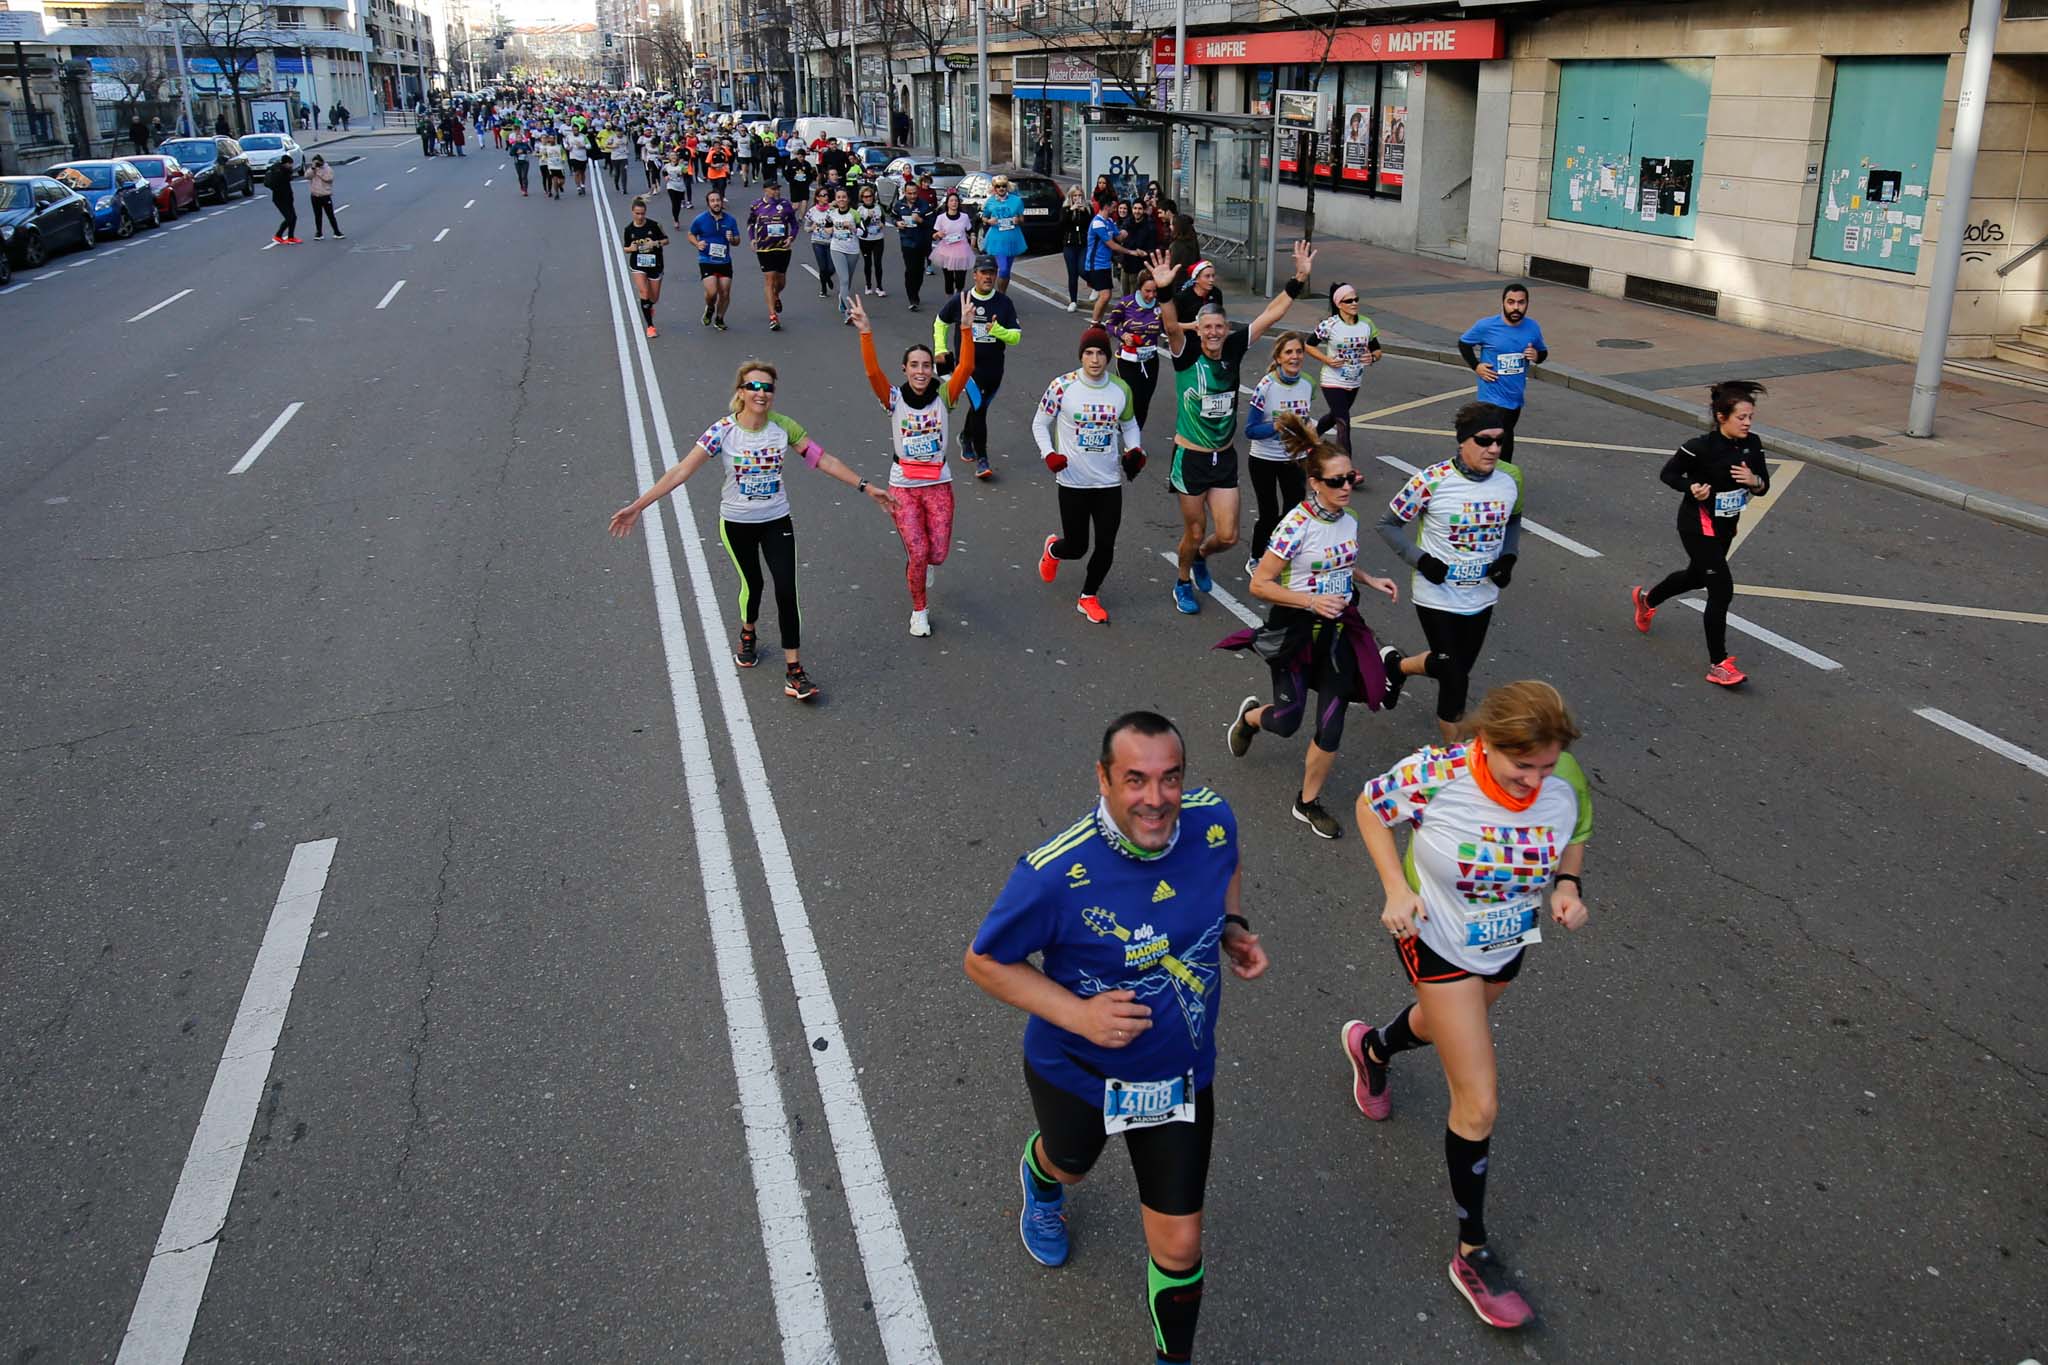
[890,482,955,610]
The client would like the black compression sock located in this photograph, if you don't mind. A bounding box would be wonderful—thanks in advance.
[1377,1004,1426,1058]
[1147,1257,1203,1363]
[638,298,653,326]
[1022,1132,1060,1199]
[1446,1129,1491,1248]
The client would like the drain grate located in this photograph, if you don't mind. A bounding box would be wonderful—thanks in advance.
[1595,338,1654,349]
[1824,433,1887,449]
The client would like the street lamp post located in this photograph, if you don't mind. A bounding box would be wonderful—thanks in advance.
[156,18,197,137]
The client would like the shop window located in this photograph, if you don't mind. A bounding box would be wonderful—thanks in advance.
[1547,58,1710,240]
[1251,61,1403,199]
[1809,57,1943,275]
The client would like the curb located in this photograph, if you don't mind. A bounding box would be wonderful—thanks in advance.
[1377,339,2048,536]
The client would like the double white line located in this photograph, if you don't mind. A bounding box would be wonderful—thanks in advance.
[588,190,939,1364]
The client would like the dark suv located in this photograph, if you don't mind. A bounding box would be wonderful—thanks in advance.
[955,172,1065,253]
[157,136,255,203]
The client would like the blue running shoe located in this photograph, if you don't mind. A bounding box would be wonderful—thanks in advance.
[1173,580,1201,615]
[1189,555,1213,594]
[1018,1154,1069,1266]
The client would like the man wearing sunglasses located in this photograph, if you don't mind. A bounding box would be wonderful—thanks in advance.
[1458,283,1546,466]
[1377,404,1525,744]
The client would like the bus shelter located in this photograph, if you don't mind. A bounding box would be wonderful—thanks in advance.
[1084,106,1280,295]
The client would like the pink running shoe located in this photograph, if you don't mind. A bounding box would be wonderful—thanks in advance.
[1340,1020,1390,1120]
[1449,1247,1534,1329]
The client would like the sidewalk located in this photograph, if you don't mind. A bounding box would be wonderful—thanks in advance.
[1008,215,2048,534]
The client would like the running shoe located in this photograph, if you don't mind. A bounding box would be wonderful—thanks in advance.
[645,324,657,338]
[909,609,931,637]
[1075,595,1109,625]
[273,235,285,244]
[702,304,713,325]
[1340,1019,1390,1120]
[1630,584,1657,633]
[283,236,302,244]
[1226,696,1258,758]
[713,317,727,331]
[769,314,782,331]
[1706,656,1747,687]
[1189,555,1213,594]
[783,668,819,702]
[1244,554,1256,577]
[1448,1247,1534,1329]
[1038,534,1059,583]
[1292,797,1341,840]
[875,286,887,298]
[1066,300,1078,313]
[1172,581,1201,615]
[975,457,993,480]
[1017,1153,1069,1268]
[1379,647,1406,711]
[734,626,758,669]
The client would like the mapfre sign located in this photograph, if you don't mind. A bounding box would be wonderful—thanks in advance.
[1170,19,1503,66]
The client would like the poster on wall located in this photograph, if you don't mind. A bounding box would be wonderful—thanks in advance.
[1341,103,1370,182]
[1809,57,1943,275]
[1379,99,1406,188]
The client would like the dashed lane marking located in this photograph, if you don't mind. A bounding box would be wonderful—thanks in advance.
[463,198,475,209]
[374,183,388,191]
[374,279,406,310]
[228,402,303,475]
[1676,599,1842,670]
[1914,708,2048,778]
[1351,387,1469,423]
[434,228,449,242]
[127,288,192,322]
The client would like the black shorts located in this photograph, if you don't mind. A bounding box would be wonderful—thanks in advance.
[755,248,791,273]
[698,262,733,279]
[1083,266,1114,291]
[1170,444,1240,496]
[1396,932,1525,986]
[1025,1060,1214,1217]
[631,262,664,280]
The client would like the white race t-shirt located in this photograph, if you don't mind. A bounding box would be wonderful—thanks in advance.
[1264,501,1357,597]
[1031,369,1141,488]
[697,412,811,524]
[1313,314,1379,389]
[1248,372,1315,462]
[884,387,956,487]
[1385,459,1522,614]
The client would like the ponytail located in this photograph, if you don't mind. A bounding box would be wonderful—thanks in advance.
[1271,411,1346,481]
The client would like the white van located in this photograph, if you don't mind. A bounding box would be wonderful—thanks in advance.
[793,116,858,147]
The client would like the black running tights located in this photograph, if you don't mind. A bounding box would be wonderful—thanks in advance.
[1051,484,1123,596]
[860,238,886,289]
[1646,514,1732,664]
[1247,456,1308,561]
[720,516,801,650]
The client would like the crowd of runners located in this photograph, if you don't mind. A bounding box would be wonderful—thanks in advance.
[507,80,1776,1363]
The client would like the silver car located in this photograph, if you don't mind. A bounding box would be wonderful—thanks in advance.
[878,156,966,209]
[237,133,304,176]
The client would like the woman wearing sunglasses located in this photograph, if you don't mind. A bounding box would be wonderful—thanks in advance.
[1305,282,1381,457]
[1223,412,1402,840]
[1377,404,1525,743]
[608,360,897,702]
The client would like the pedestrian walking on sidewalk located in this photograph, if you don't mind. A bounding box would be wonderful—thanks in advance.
[306,154,344,238]
[1630,380,1770,689]
[267,154,301,243]
[1458,283,1547,466]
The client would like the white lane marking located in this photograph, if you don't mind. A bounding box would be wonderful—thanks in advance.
[498,162,506,169]
[105,245,127,255]
[1375,455,1601,559]
[1914,707,2048,778]
[1156,550,1261,628]
[374,279,406,310]
[463,198,476,209]
[374,182,388,191]
[336,204,350,212]
[588,192,838,1363]
[170,222,189,230]
[261,241,277,251]
[115,838,337,1365]
[433,228,449,242]
[228,402,303,475]
[406,165,416,173]
[600,187,943,1364]
[127,289,193,323]
[0,281,32,294]
[482,178,493,187]
[1674,598,1842,671]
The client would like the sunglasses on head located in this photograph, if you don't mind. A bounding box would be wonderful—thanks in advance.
[1316,472,1366,489]
[1466,432,1503,448]
[741,380,775,393]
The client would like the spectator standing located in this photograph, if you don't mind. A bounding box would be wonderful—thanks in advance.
[267,153,301,244]
[306,154,344,238]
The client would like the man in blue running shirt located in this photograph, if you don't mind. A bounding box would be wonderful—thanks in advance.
[688,189,741,329]
[966,712,1269,1365]
[1458,282,1547,466]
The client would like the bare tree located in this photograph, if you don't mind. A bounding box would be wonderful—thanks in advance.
[643,5,694,92]
[102,38,173,121]
[878,0,957,151]
[790,0,852,117]
[1261,0,1372,241]
[1009,0,1155,110]
[167,0,284,136]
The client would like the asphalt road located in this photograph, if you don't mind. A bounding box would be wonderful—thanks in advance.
[3,134,2044,1365]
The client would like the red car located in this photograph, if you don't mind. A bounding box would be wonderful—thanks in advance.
[123,154,199,220]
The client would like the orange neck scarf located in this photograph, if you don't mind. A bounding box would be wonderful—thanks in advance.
[1468,735,1541,813]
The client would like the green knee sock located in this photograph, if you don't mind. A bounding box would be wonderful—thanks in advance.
[1022,1131,1060,1198]
[1147,1256,1204,1362]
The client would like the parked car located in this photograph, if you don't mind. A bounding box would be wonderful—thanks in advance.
[122,154,200,219]
[44,160,160,237]
[158,136,254,203]
[878,155,967,208]
[848,141,907,176]
[0,175,96,268]
[793,115,857,147]
[236,133,304,175]
[954,171,1065,252]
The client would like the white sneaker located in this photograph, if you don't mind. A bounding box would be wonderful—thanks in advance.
[1066,300,1077,312]
[909,609,932,637]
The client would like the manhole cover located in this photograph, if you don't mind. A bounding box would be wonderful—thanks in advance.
[1595,338,1654,349]
[1824,433,1887,449]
